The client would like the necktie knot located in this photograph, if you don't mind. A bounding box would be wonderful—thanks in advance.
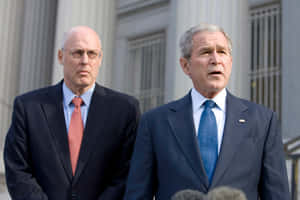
[72,97,83,107]
[204,100,216,109]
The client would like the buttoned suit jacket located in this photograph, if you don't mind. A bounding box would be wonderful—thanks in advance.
[124,91,290,200]
[4,81,140,200]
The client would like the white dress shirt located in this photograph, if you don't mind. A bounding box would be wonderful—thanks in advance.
[191,88,227,153]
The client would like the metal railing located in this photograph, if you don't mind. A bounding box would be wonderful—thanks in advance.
[284,136,300,200]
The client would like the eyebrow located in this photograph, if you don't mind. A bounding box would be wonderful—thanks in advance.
[199,46,213,51]
[216,45,228,50]
[198,45,229,52]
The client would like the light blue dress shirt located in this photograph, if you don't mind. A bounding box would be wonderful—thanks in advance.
[63,82,95,133]
[191,88,227,153]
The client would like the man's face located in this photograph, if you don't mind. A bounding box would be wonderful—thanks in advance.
[58,28,102,94]
[180,31,232,98]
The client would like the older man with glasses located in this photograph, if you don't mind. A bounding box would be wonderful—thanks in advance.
[4,26,140,200]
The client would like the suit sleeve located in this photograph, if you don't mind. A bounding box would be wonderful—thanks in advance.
[4,97,48,200]
[259,111,291,200]
[97,99,141,200]
[123,113,156,200]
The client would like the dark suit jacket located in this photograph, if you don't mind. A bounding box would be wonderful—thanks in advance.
[4,82,140,200]
[124,91,290,200]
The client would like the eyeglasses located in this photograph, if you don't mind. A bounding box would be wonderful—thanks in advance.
[63,48,101,59]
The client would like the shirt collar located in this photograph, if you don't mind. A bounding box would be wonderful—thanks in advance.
[191,88,227,113]
[63,82,95,107]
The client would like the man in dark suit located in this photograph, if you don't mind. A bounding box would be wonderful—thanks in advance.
[124,24,290,200]
[4,26,140,200]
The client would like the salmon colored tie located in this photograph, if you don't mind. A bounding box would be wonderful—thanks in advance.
[68,97,84,175]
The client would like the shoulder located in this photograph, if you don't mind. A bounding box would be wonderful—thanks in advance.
[227,92,276,120]
[14,84,60,104]
[142,94,189,118]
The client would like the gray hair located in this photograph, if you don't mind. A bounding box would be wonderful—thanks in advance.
[172,189,207,200]
[207,186,247,200]
[179,24,232,59]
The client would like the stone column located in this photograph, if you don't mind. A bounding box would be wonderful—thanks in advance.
[0,0,25,173]
[281,0,300,139]
[52,0,116,87]
[18,0,57,94]
[166,0,250,101]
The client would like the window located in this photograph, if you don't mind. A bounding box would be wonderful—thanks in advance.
[250,4,281,118]
[126,32,165,113]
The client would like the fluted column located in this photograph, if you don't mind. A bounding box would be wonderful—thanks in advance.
[18,0,57,93]
[281,0,300,139]
[166,0,250,100]
[0,0,25,172]
[52,0,116,87]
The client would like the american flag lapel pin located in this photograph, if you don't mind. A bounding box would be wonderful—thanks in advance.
[238,119,246,123]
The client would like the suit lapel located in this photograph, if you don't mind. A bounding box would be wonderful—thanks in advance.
[168,93,209,189]
[41,82,73,181]
[73,84,107,182]
[211,93,248,187]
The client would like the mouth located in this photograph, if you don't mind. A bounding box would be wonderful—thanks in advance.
[78,70,89,75]
[208,71,223,76]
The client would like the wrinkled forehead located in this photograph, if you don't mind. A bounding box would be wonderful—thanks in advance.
[63,29,101,50]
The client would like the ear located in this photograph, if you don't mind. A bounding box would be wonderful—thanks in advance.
[96,50,103,68]
[58,49,64,65]
[180,57,191,76]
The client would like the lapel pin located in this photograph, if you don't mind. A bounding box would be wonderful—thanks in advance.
[238,119,246,123]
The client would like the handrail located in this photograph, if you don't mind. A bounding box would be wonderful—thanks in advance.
[284,136,300,200]
[285,136,300,154]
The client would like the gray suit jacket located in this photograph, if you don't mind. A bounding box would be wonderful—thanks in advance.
[124,91,290,200]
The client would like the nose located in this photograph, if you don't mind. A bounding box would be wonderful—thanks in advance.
[80,52,89,64]
[210,51,220,65]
